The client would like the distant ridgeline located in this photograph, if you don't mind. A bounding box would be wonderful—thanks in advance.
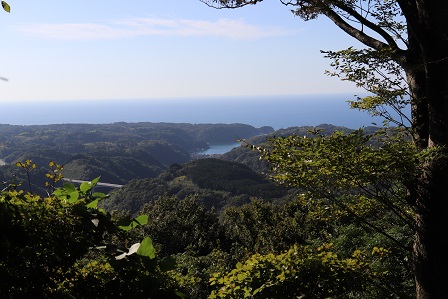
[0,122,377,203]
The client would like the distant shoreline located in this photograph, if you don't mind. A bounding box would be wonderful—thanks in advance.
[0,94,403,129]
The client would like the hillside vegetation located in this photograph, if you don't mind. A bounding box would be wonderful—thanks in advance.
[1,122,414,299]
[102,158,292,214]
[0,122,272,194]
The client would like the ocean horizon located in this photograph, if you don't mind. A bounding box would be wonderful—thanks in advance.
[0,94,407,130]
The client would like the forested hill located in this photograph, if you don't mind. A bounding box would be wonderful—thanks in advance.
[0,122,273,194]
[101,158,292,214]
[0,122,372,197]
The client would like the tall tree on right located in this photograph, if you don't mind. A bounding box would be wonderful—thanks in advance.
[202,1,448,298]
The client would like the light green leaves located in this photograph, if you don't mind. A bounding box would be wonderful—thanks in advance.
[136,237,156,259]
[1,1,10,13]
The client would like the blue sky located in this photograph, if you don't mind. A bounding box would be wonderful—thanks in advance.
[0,0,364,103]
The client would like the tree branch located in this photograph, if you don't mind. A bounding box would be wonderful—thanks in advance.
[331,1,401,51]
[199,0,262,9]
[322,8,384,50]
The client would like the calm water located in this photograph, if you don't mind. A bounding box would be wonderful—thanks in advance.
[0,94,409,130]
[196,142,243,155]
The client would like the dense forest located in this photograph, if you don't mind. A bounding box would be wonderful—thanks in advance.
[0,122,273,194]
[1,122,416,298]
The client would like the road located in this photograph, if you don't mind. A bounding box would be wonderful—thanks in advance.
[62,178,123,188]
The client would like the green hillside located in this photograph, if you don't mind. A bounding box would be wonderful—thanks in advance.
[102,158,291,214]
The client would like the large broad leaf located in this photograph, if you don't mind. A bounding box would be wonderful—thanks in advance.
[80,182,92,193]
[2,2,10,13]
[137,237,156,259]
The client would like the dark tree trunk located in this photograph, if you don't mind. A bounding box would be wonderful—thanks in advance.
[407,2,448,298]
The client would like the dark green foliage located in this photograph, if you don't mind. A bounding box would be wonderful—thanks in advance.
[0,123,417,298]
[0,175,182,298]
[0,123,270,195]
[140,195,225,256]
[221,124,380,173]
[178,158,287,198]
[63,155,164,184]
[0,190,110,296]
[103,158,290,214]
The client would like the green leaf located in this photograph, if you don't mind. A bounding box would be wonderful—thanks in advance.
[118,214,149,231]
[68,191,80,203]
[134,214,148,226]
[92,192,107,199]
[137,237,156,259]
[79,182,91,193]
[2,1,10,13]
[52,188,65,197]
[118,223,132,231]
[175,291,187,299]
[91,176,101,186]
[86,198,100,209]
[63,183,76,193]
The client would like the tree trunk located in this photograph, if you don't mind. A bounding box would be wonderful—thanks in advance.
[408,3,448,297]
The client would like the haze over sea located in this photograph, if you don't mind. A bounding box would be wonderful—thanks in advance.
[1,94,404,130]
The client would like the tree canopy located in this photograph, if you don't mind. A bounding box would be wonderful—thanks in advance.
[202,1,448,298]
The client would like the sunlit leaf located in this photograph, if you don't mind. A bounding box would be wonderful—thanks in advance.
[92,192,107,199]
[134,214,148,226]
[86,198,100,209]
[68,191,80,203]
[1,1,10,13]
[91,176,101,186]
[80,182,91,193]
[137,237,156,259]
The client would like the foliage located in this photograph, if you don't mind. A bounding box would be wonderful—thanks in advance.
[0,163,181,298]
[0,178,112,296]
[209,243,388,299]
[323,48,411,127]
[221,199,305,255]
[140,195,225,256]
[252,128,421,245]
[212,191,414,298]
[168,249,233,299]
[103,158,290,214]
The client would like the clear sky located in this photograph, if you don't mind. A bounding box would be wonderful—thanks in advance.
[0,0,364,103]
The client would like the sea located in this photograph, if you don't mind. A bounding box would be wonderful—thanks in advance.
[0,94,409,130]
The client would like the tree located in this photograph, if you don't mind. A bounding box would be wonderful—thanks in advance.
[202,1,448,298]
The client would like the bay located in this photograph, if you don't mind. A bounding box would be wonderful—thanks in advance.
[196,142,242,155]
